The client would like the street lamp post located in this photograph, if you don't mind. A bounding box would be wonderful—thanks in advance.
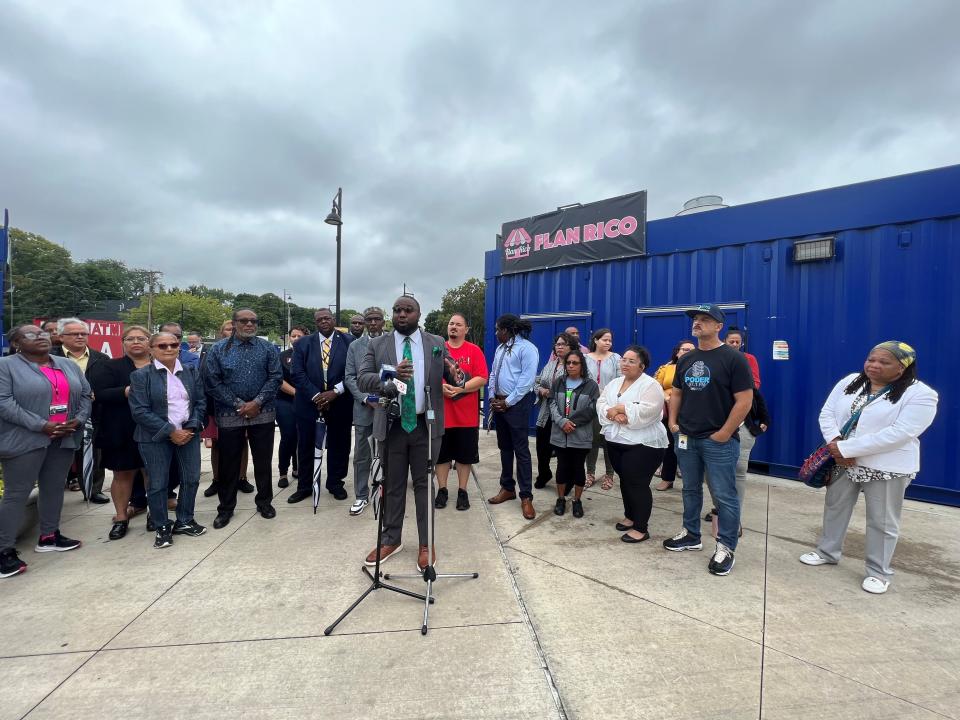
[325,188,343,326]
[283,289,293,347]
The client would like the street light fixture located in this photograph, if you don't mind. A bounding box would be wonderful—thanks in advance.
[325,187,343,325]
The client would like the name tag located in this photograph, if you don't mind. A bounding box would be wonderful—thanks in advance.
[50,404,68,415]
[677,434,689,450]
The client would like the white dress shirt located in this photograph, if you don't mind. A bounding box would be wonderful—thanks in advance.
[394,329,425,414]
[154,359,190,430]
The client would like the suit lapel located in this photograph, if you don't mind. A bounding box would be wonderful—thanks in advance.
[386,331,399,367]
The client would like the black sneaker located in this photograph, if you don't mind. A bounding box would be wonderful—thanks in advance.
[434,487,449,509]
[172,520,207,537]
[35,531,82,553]
[554,498,566,516]
[154,524,173,549]
[238,479,255,494]
[456,489,470,511]
[708,543,735,576]
[662,529,703,552]
[1,549,27,578]
[572,500,584,518]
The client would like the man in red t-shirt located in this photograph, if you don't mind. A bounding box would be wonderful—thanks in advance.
[435,313,489,511]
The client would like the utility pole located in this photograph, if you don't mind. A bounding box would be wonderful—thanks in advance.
[145,270,162,331]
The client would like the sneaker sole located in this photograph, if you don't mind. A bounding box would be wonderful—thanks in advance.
[799,555,832,566]
[34,543,81,553]
[154,542,172,549]
[663,543,703,552]
[173,529,207,537]
[1,566,27,578]
[364,543,403,567]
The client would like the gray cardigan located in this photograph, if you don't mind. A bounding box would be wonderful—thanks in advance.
[548,376,600,449]
[0,353,93,459]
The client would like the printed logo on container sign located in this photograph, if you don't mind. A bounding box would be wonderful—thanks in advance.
[683,361,711,391]
[504,228,532,261]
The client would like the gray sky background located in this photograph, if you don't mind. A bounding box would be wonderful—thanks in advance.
[2,1,959,315]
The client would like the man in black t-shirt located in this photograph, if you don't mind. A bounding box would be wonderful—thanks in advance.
[664,304,754,576]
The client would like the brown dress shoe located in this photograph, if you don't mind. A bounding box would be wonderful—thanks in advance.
[521,498,536,520]
[488,488,517,504]
[417,545,437,572]
[364,543,403,566]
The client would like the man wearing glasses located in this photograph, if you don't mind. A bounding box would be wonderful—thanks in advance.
[203,309,283,528]
[52,318,109,503]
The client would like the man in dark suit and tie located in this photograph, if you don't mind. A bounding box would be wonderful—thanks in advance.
[358,295,466,572]
[288,308,355,503]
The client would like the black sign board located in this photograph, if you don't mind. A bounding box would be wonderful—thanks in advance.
[499,190,646,275]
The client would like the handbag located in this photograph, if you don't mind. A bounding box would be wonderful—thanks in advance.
[799,385,890,488]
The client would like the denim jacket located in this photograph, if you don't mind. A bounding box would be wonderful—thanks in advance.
[128,363,206,443]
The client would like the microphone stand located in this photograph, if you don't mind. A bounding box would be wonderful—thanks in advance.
[324,396,431,636]
[383,384,479,635]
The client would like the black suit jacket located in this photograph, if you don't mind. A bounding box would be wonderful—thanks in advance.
[291,330,354,420]
[88,356,138,449]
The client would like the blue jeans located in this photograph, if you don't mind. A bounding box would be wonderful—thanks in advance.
[138,435,202,528]
[675,434,741,550]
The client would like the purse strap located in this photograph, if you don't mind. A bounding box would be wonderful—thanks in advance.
[838,385,891,439]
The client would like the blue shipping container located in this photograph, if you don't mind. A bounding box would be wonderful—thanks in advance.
[484,165,960,506]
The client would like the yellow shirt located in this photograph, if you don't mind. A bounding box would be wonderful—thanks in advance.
[64,346,91,374]
[654,363,676,400]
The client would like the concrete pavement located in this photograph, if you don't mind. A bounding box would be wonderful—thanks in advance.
[3,432,958,719]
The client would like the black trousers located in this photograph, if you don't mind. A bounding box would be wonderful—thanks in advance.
[295,412,351,494]
[494,393,534,499]
[217,423,274,514]
[554,446,589,488]
[606,441,665,533]
[535,420,554,482]
[660,418,679,484]
[382,415,435,547]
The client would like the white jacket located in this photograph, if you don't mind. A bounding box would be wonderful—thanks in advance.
[819,373,938,474]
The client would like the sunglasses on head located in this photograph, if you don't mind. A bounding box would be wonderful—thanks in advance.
[153,343,179,350]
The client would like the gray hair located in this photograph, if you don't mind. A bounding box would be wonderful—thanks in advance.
[57,317,88,334]
[363,306,386,319]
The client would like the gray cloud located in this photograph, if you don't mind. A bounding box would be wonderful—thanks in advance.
[2,0,959,315]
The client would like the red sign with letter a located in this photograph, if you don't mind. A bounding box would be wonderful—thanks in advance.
[86,320,124,358]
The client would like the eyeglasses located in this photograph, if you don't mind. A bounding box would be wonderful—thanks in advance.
[60,332,89,337]
[621,358,642,366]
[153,343,179,350]
[124,336,149,343]
[554,342,569,348]
[365,316,384,322]
[235,318,258,325]
[19,331,52,341]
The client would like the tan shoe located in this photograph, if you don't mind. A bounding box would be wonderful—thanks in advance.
[417,545,437,572]
[364,543,403,566]
[521,498,536,520]
[487,488,517,504]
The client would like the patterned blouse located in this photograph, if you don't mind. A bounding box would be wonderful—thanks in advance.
[838,390,917,485]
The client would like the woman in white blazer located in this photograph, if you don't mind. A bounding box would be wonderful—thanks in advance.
[800,341,938,594]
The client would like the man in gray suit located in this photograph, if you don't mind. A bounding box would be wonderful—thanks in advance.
[358,295,466,572]
[343,306,386,516]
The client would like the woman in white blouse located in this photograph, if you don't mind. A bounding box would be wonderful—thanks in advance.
[800,341,938,594]
[597,345,668,543]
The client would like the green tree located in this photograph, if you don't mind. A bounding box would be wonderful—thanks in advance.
[337,308,362,327]
[8,228,75,323]
[425,278,486,349]
[124,291,229,336]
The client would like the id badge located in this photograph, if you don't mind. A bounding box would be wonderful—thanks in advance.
[49,404,68,415]
[677,434,689,450]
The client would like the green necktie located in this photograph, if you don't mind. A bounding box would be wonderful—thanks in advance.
[401,336,416,433]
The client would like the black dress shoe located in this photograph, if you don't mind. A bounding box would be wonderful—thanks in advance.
[258,505,277,519]
[434,487,448,509]
[287,489,311,504]
[146,517,156,532]
[90,493,110,504]
[203,483,219,498]
[278,475,289,489]
[615,522,634,532]
[533,476,551,489]
[108,520,128,540]
[213,513,232,529]
[330,487,348,501]
[238,479,255,494]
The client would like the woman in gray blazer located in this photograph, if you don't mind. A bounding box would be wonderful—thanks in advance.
[548,349,600,519]
[0,325,92,579]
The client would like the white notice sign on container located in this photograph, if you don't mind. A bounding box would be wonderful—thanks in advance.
[773,340,789,361]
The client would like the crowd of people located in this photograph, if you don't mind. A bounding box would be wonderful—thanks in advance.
[0,301,938,593]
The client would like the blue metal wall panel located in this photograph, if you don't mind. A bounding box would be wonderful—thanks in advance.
[485,168,960,505]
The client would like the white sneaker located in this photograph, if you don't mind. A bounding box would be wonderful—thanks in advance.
[799,551,831,566]
[862,576,890,594]
[349,498,369,516]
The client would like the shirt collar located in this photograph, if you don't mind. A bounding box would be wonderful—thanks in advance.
[399,329,422,346]
[153,358,184,374]
[66,346,90,360]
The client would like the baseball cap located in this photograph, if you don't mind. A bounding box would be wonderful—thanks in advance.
[685,303,726,322]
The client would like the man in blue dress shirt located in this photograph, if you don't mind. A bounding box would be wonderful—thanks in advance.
[487,314,539,520]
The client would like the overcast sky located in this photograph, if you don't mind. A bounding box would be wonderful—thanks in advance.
[2,1,958,315]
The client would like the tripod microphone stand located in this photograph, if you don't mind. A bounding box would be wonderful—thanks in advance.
[383,384,478,635]
[323,396,432,636]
